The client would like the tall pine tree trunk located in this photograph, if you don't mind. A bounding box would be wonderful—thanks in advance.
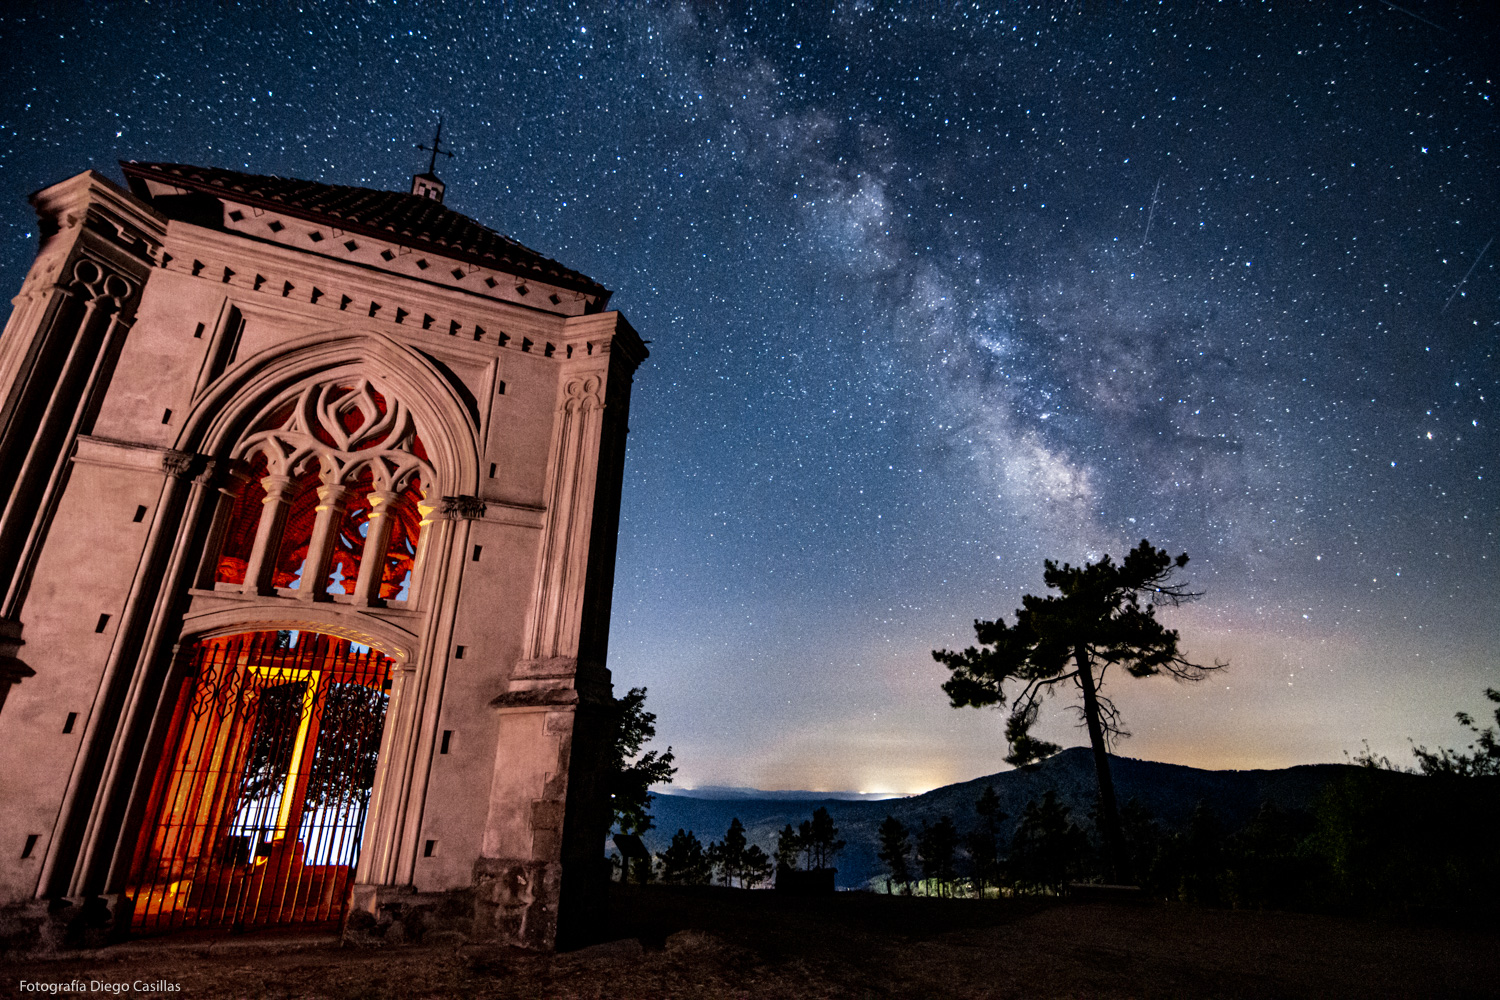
[1075,645,1130,884]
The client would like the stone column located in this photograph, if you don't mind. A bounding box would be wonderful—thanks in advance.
[241,473,293,595]
[352,489,398,603]
[350,494,482,900]
[403,494,438,607]
[352,661,418,889]
[348,502,460,898]
[295,481,348,600]
[391,498,483,883]
[524,376,604,661]
[192,461,251,589]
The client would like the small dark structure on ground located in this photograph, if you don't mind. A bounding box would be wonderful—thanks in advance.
[775,868,836,895]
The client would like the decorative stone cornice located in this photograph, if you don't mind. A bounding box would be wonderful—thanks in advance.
[194,456,252,489]
[161,450,196,478]
[439,495,487,520]
[489,688,579,710]
[28,169,167,269]
[149,223,630,363]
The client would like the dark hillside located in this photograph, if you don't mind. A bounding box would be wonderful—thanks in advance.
[645,748,1377,887]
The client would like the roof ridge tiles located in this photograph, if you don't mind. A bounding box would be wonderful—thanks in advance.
[119,160,608,300]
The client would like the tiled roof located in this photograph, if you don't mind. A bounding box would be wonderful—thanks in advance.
[120,161,610,301]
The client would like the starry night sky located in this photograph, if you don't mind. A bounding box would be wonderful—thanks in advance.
[1,2,1495,793]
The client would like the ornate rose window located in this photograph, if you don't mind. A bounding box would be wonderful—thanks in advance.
[214,379,435,603]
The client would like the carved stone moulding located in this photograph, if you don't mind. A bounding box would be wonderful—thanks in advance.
[439,495,486,520]
[68,256,134,306]
[160,449,197,478]
[177,605,416,665]
[489,688,579,711]
[561,374,604,411]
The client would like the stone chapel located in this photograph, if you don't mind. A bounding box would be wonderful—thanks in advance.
[0,156,646,952]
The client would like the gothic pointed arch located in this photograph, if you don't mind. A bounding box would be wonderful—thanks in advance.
[181,329,481,497]
[179,331,480,601]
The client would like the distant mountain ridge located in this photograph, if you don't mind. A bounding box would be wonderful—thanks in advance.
[640,747,1364,889]
[663,786,901,802]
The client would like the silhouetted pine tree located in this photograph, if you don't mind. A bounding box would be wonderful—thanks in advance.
[658,829,712,885]
[709,818,749,886]
[935,541,1223,883]
[965,786,1007,897]
[741,843,774,889]
[877,814,914,894]
[798,806,845,870]
[773,822,801,877]
[1010,791,1088,894]
[917,816,960,897]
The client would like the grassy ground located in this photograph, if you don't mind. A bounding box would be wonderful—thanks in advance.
[4,884,1496,999]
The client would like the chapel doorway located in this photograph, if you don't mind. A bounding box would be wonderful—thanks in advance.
[126,630,394,934]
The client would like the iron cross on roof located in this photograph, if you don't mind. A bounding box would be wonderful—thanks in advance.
[411,118,454,201]
[416,117,455,177]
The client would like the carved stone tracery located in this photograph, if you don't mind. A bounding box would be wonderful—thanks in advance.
[69,257,135,309]
[562,374,603,412]
[236,378,434,494]
[213,377,437,603]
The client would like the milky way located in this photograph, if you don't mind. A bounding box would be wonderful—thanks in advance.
[0,2,1494,791]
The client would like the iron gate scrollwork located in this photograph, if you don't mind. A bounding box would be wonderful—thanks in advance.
[127,630,393,934]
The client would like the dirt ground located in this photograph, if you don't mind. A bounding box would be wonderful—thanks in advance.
[4,884,1496,999]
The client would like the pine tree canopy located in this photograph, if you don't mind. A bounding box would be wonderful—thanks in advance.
[934,539,1223,767]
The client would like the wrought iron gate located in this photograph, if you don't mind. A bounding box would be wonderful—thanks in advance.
[126,630,394,934]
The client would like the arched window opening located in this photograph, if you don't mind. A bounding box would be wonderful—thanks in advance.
[326,467,374,596]
[380,473,424,601]
[272,461,323,590]
[214,451,269,586]
[217,376,438,603]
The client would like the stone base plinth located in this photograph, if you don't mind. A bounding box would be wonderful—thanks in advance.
[344,859,564,951]
[471,858,560,951]
[343,883,474,948]
[0,893,133,957]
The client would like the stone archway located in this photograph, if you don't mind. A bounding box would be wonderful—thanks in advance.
[125,629,394,934]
